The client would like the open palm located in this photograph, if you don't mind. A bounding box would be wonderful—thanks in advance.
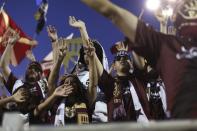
[54,85,73,97]
[69,16,85,28]
[47,25,58,41]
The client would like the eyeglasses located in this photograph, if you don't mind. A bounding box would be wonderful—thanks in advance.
[115,55,130,61]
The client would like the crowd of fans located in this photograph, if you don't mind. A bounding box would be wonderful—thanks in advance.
[0,0,196,127]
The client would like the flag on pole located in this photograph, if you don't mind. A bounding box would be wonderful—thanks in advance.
[0,10,36,66]
[34,0,48,34]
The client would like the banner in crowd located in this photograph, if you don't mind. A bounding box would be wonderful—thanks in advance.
[62,37,82,72]
[0,10,35,66]
[41,34,83,76]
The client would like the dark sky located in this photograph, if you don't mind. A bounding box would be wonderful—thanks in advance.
[1,0,159,78]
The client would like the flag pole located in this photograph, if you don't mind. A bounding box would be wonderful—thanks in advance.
[0,0,7,13]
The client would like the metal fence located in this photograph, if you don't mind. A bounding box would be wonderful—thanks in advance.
[1,113,197,131]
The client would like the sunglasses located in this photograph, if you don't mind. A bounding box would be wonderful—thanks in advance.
[115,55,130,61]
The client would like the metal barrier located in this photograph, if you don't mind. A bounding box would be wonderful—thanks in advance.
[29,121,197,131]
[2,113,197,131]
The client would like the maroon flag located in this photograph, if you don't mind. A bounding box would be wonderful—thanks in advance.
[0,10,36,66]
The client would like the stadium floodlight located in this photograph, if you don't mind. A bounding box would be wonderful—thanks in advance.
[146,0,161,11]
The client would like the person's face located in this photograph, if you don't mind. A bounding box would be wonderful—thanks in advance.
[114,55,133,73]
[63,76,79,95]
[25,65,42,83]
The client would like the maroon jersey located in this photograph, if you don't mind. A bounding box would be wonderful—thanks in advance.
[132,20,197,118]
[98,70,150,122]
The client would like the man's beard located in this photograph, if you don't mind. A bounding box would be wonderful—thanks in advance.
[119,65,131,74]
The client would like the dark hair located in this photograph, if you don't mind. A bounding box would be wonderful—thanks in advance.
[59,74,87,103]
[27,61,43,73]
[71,40,104,74]
[78,39,103,66]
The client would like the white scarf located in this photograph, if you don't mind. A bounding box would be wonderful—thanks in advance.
[54,99,65,126]
[129,82,149,123]
[158,82,167,115]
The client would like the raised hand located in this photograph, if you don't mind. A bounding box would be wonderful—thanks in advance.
[2,27,20,46]
[69,16,85,29]
[57,37,68,61]
[53,84,73,97]
[116,41,128,52]
[26,50,36,62]
[12,88,28,103]
[47,25,58,42]
[84,42,95,59]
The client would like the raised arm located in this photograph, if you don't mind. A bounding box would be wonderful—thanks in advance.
[84,40,107,106]
[69,16,90,46]
[81,0,138,43]
[26,50,36,62]
[84,45,98,106]
[47,25,59,63]
[132,51,146,70]
[69,16,103,76]
[47,38,67,95]
[0,89,27,107]
[33,84,73,116]
[0,28,19,81]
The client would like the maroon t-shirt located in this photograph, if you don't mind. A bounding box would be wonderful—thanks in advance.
[133,20,197,118]
[98,70,150,121]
